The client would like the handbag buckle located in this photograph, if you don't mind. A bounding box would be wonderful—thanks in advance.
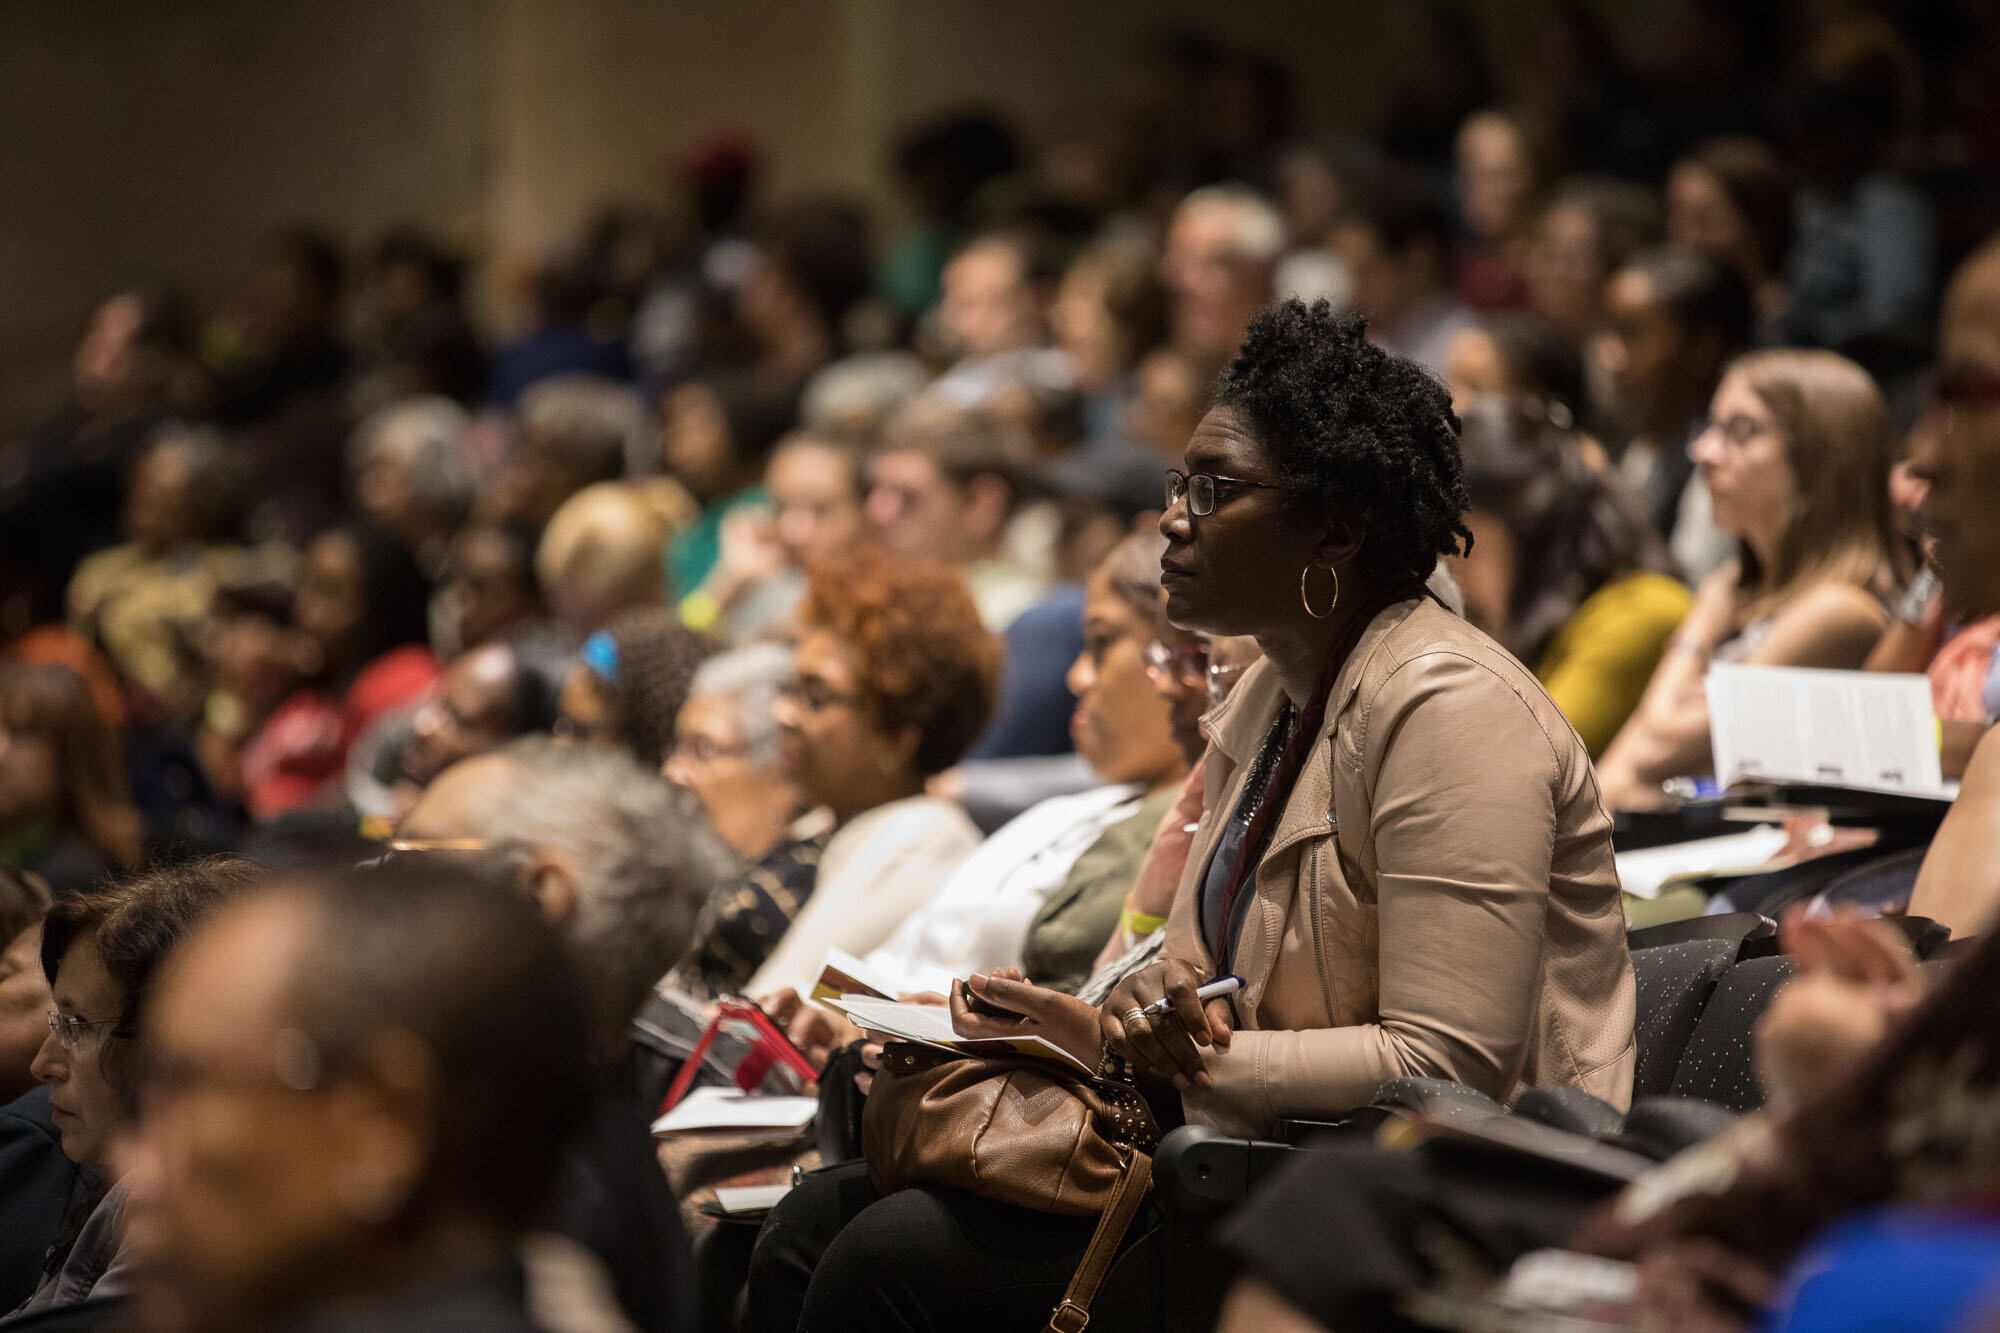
[1048,1300,1091,1332]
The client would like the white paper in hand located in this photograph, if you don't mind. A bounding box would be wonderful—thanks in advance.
[1706,665,1956,800]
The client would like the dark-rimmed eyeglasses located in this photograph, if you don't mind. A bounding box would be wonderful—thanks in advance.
[1165,469,1284,518]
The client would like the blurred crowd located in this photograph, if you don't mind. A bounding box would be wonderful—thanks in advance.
[5,3,2000,1331]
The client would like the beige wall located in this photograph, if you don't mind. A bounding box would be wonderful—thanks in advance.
[0,0,1525,423]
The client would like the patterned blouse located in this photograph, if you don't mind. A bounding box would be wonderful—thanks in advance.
[669,828,833,1002]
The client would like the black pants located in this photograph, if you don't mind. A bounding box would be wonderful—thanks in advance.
[745,1160,1165,1333]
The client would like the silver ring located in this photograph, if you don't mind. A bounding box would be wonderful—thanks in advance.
[1121,1007,1149,1028]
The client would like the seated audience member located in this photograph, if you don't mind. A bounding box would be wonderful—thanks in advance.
[1451,398,1691,756]
[66,426,251,722]
[558,607,717,770]
[120,865,598,1333]
[484,374,638,527]
[865,398,1047,634]
[929,227,1069,413]
[1524,176,1664,348]
[11,856,257,1320]
[733,200,874,396]
[1159,183,1283,372]
[696,431,867,642]
[1667,135,1795,329]
[0,663,143,893]
[393,629,571,798]
[665,645,829,1002]
[354,224,485,406]
[833,532,1190,1000]
[0,870,52,1105]
[535,480,684,635]
[433,518,547,657]
[1597,349,1907,810]
[1051,236,1169,450]
[1452,109,1542,313]
[1904,241,2000,938]
[394,737,730,1329]
[658,374,798,611]
[486,249,632,409]
[742,546,998,998]
[0,869,66,1314]
[224,522,438,821]
[1596,247,1755,575]
[347,394,475,577]
[747,302,1636,1333]
[1206,907,1923,1332]
[0,283,192,640]
[1329,166,1476,373]
[1443,313,1591,429]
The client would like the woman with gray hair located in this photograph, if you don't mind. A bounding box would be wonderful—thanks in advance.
[349,394,475,576]
[663,642,827,1001]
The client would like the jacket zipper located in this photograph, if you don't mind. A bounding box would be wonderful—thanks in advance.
[1306,839,1335,1027]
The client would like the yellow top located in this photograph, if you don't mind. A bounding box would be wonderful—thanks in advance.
[1537,571,1693,758]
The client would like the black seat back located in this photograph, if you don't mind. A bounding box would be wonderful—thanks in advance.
[1630,938,1739,1098]
[1667,955,1796,1111]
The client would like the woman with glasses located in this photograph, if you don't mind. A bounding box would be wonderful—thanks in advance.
[1596,349,1910,810]
[743,546,999,1001]
[11,856,258,1320]
[746,300,1636,1333]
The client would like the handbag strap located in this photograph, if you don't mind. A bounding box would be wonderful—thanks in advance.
[1044,1148,1154,1333]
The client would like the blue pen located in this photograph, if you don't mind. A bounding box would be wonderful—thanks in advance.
[1138,974,1243,1019]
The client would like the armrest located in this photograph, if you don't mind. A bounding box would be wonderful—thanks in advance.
[1616,1094,1739,1162]
[1511,1086,1627,1138]
[1371,1076,1507,1122]
[1153,1124,1299,1214]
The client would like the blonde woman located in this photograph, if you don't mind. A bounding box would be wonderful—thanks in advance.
[1597,350,1909,810]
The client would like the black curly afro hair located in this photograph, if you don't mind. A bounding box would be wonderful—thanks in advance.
[1212,299,1472,583]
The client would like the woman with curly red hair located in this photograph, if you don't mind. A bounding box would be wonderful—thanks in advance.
[744,545,1000,996]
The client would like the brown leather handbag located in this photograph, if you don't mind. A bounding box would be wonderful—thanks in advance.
[862,1042,1159,1333]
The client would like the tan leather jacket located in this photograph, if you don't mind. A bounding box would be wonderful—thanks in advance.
[1163,597,1636,1135]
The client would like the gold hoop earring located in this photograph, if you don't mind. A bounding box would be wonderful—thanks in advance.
[1300,563,1339,619]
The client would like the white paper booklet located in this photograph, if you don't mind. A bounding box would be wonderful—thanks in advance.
[809,947,898,1003]
[823,995,1094,1074]
[650,1086,818,1136]
[1705,664,1958,800]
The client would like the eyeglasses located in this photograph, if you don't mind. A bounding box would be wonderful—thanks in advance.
[47,1009,120,1054]
[1142,640,1209,688]
[1934,367,2000,410]
[778,674,862,714]
[1165,469,1284,518]
[670,735,752,763]
[1695,414,1771,447]
[1206,659,1249,707]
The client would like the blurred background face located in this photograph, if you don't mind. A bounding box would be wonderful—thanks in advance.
[1445,327,1511,410]
[0,922,50,1104]
[293,531,367,669]
[31,934,124,1165]
[1595,269,1686,430]
[659,382,736,501]
[771,629,898,808]
[664,691,796,859]
[1690,370,1795,544]
[125,899,371,1333]
[865,448,967,561]
[1527,202,1605,338]
[1328,221,1405,327]
[768,441,863,569]
[1067,568,1181,787]
[0,700,61,832]
[1455,112,1533,240]
[402,644,518,788]
[1162,205,1266,361]
[74,293,160,417]
[124,443,202,555]
[941,241,1040,359]
[557,665,618,749]
[1122,349,1206,461]
[440,527,538,653]
[1667,162,1746,268]
[1447,508,1518,639]
[1050,261,1119,388]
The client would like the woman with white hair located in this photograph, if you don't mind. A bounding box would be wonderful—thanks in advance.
[349,395,475,577]
[663,643,828,1001]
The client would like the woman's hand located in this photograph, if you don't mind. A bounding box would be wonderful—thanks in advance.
[948,968,1105,1069]
[1099,959,1233,1090]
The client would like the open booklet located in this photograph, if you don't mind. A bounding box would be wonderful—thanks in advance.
[1706,664,1959,801]
[822,994,1096,1074]
[810,947,897,1003]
